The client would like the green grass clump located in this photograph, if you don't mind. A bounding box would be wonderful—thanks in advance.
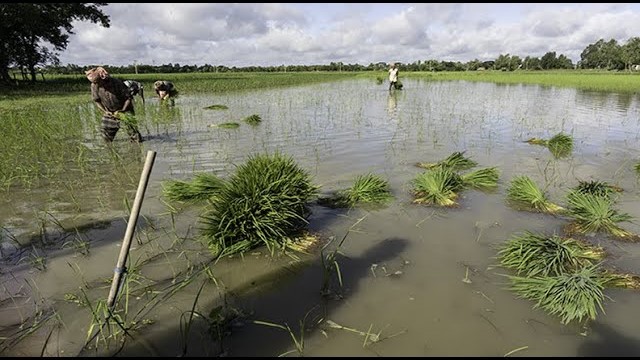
[497,231,605,277]
[565,191,636,240]
[320,173,393,208]
[506,175,565,214]
[204,104,229,110]
[412,167,464,207]
[243,114,262,125]
[200,152,319,257]
[506,264,609,325]
[416,151,478,171]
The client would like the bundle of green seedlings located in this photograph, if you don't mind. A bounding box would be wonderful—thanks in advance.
[412,151,499,207]
[564,189,638,241]
[635,162,640,176]
[243,114,262,125]
[317,173,393,208]
[162,173,226,204]
[204,104,229,110]
[498,231,640,325]
[209,122,240,129]
[199,152,319,258]
[506,175,565,214]
[525,132,573,158]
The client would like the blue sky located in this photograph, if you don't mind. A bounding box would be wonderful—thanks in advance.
[58,3,640,67]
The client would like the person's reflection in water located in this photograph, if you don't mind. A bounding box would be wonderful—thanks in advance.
[387,90,398,116]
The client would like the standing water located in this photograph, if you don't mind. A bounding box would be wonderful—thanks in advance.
[2,78,640,356]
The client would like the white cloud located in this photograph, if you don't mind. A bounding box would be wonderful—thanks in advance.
[53,3,640,67]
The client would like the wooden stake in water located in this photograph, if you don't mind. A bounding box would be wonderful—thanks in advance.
[107,150,156,308]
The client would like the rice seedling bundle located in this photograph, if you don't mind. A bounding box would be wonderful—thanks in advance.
[572,180,622,200]
[210,122,240,129]
[546,133,573,158]
[200,152,318,256]
[498,231,605,277]
[412,167,464,207]
[460,167,499,190]
[204,104,229,110]
[162,173,225,203]
[416,151,477,171]
[337,173,393,207]
[243,114,262,125]
[507,264,608,324]
[506,175,565,214]
[565,191,635,239]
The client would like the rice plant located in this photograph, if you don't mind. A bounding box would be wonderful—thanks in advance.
[546,132,573,158]
[506,264,609,325]
[200,152,319,257]
[525,137,547,145]
[460,167,500,191]
[162,173,225,204]
[565,190,636,240]
[204,104,229,110]
[573,180,622,199]
[416,151,478,171]
[321,173,393,208]
[506,175,565,214]
[376,76,384,85]
[243,114,262,125]
[497,231,605,277]
[635,162,640,175]
[210,122,240,129]
[412,167,464,207]
[601,269,640,289]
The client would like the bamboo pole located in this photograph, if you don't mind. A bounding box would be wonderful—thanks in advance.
[107,150,157,308]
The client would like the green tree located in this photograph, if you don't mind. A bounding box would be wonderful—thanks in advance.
[622,37,640,71]
[0,3,109,84]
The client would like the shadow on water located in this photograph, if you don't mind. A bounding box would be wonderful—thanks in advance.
[0,216,152,269]
[116,236,409,357]
[226,236,410,357]
[577,322,640,357]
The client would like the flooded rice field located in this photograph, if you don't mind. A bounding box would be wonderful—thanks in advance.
[2,78,640,356]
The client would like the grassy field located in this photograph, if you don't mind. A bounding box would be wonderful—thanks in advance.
[397,70,640,93]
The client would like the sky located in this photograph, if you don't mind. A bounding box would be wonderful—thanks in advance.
[58,3,640,67]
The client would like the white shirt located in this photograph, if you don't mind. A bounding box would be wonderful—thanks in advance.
[388,68,399,82]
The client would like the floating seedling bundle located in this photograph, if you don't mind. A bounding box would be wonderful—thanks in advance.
[412,151,498,207]
[525,132,573,159]
[318,173,393,208]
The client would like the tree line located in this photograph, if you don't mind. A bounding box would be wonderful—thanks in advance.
[2,3,640,84]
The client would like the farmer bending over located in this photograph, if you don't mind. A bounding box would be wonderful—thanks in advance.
[85,67,143,143]
[153,80,178,101]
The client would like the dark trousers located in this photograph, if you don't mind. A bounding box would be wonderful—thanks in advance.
[101,115,143,143]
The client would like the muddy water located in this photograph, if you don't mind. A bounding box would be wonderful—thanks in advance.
[2,78,640,356]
